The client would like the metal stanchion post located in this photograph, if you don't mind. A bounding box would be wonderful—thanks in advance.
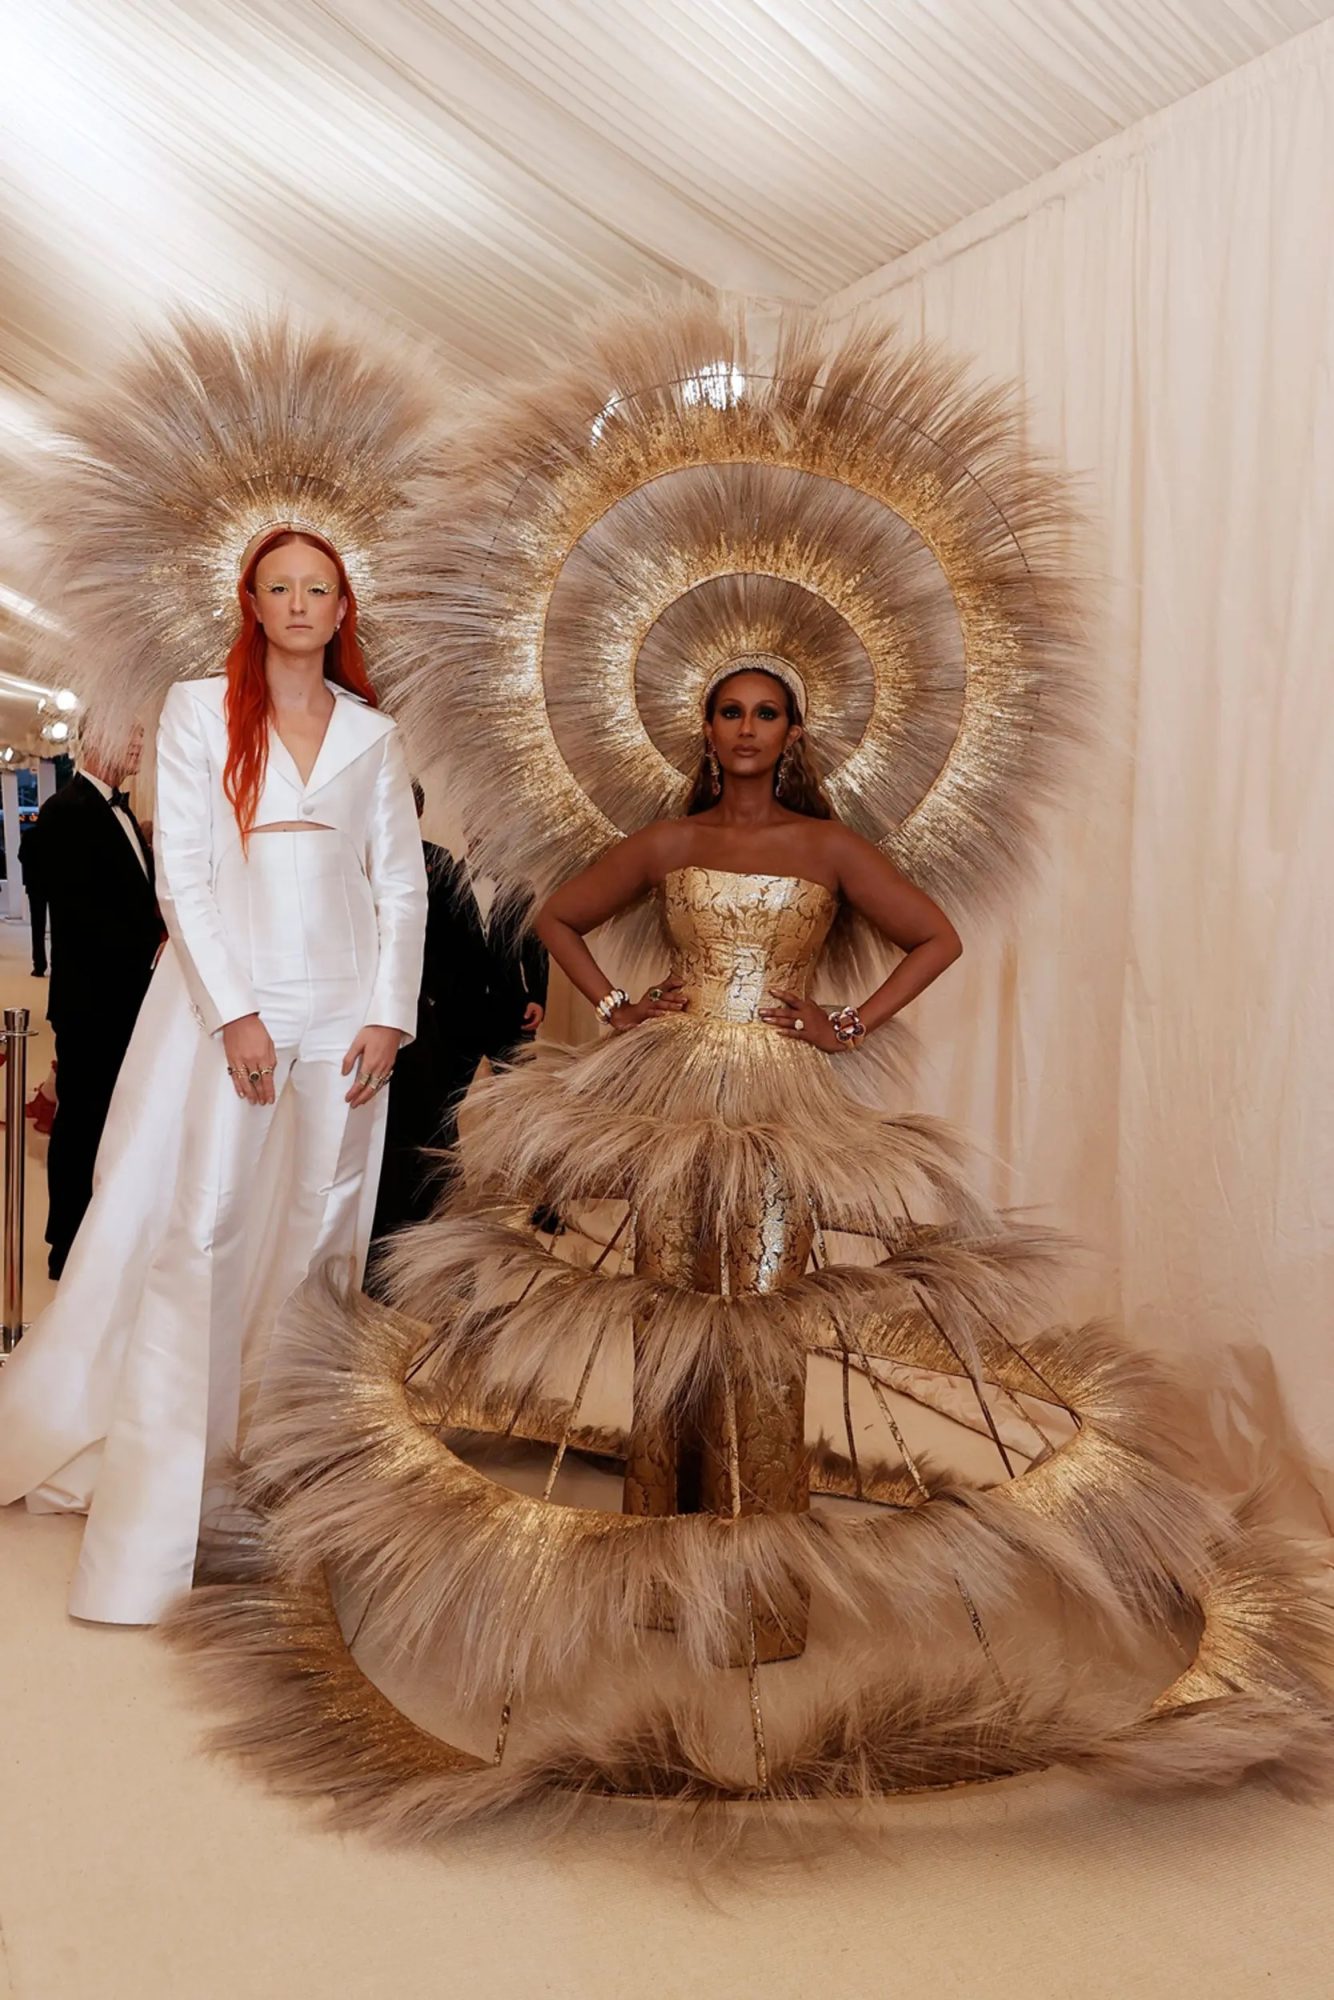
[2,1004,33,1355]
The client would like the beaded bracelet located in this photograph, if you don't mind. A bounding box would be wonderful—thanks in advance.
[595,987,630,1025]
[827,1004,867,1048]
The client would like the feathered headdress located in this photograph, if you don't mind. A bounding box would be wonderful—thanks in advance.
[371,288,1091,967]
[24,312,434,752]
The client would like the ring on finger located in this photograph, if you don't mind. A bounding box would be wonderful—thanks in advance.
[793,1017,805,1034]
[647,986,663,1001]
[246,1069,262,1085]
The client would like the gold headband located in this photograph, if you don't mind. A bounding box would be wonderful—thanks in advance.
[702,654,809,716]
[239,517,337,577]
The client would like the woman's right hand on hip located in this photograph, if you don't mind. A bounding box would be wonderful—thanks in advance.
[222,1014,278,1105]
[613,978,688,1030]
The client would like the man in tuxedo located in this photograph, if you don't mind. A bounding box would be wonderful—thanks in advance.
[27,725,161,1276]
[369,793,548,1261]
[452,859,549,1071]
[17,820,48,977]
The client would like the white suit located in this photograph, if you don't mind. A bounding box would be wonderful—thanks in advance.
[0,676,427,1624]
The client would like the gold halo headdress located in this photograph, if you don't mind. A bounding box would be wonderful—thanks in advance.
[702,654,810,716]
[23,313,435,753]
[374,290,1090,971]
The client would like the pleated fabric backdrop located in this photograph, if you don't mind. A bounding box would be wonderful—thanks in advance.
[821,25,1334,1456]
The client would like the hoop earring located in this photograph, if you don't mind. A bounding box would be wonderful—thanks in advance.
[707,747,722,798]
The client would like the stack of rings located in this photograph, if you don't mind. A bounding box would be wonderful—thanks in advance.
[226,1062,390,1092]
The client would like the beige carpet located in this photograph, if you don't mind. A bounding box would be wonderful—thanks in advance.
[2,919,1333,2000]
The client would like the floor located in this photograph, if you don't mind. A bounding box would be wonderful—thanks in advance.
[1,918,1333,2000]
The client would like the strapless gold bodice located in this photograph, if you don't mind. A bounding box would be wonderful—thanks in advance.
[662,866,837,1024]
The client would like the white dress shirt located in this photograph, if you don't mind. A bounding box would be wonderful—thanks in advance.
[466,859,498,926]
[77,766,149,876]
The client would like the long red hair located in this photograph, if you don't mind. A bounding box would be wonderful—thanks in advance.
[222,529,378,837]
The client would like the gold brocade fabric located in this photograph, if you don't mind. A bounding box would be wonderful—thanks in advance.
[661,865,837,1026]
[626,868,826,1658]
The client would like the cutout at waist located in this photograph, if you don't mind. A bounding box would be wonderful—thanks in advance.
[251,821,336,834]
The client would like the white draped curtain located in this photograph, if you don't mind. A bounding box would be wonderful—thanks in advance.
[824,27,1334,1450]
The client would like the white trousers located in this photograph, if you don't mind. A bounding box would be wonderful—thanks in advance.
[0,831,390,1623]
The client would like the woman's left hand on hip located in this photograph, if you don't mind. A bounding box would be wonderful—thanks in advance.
[760,989,842,1052]
[343,1024,403,1107]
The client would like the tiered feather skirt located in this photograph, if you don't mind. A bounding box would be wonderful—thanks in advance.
[165,870,1334,1837]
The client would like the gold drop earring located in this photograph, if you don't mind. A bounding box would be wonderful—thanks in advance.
[707,744,722,797]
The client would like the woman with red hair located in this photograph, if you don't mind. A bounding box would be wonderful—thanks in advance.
[0,526,427,1625]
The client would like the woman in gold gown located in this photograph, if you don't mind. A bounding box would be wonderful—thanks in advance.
[164,297,1334,1839]
[531,656,961,1646]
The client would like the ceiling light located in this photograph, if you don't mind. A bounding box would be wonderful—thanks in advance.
[592,362,748,442]
[0,392,57,452]
[1,673,69,704]
[0,582,59,631]
[681,363,747,409]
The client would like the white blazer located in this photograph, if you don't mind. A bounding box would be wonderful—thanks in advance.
[155,675,427,1039]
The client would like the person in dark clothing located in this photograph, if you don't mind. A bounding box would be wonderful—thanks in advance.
[453,872,549,1065]
[17,821,49,977]
[369,792,549,1261]
[368,835,467,1251]
[29,727,161,1276]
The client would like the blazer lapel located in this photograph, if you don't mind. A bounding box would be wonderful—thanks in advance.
[303,686,395,799]
[265,726,306,796]
[251,682,395,809]
[301,690,353,798]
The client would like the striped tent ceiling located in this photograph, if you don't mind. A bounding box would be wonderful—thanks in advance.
[1,0,1329,703]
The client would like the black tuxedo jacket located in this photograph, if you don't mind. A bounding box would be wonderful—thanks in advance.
[425,847,549,1065]
[26,775,161,1030]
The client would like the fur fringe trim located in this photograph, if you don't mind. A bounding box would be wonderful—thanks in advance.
[393,1029,1005,1267]
[383,1207,1068,1425]
[163,1534,1334,1854]
[215,1279,1229,1687]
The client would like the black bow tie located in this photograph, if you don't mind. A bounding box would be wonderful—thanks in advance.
[108,787,132,814]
